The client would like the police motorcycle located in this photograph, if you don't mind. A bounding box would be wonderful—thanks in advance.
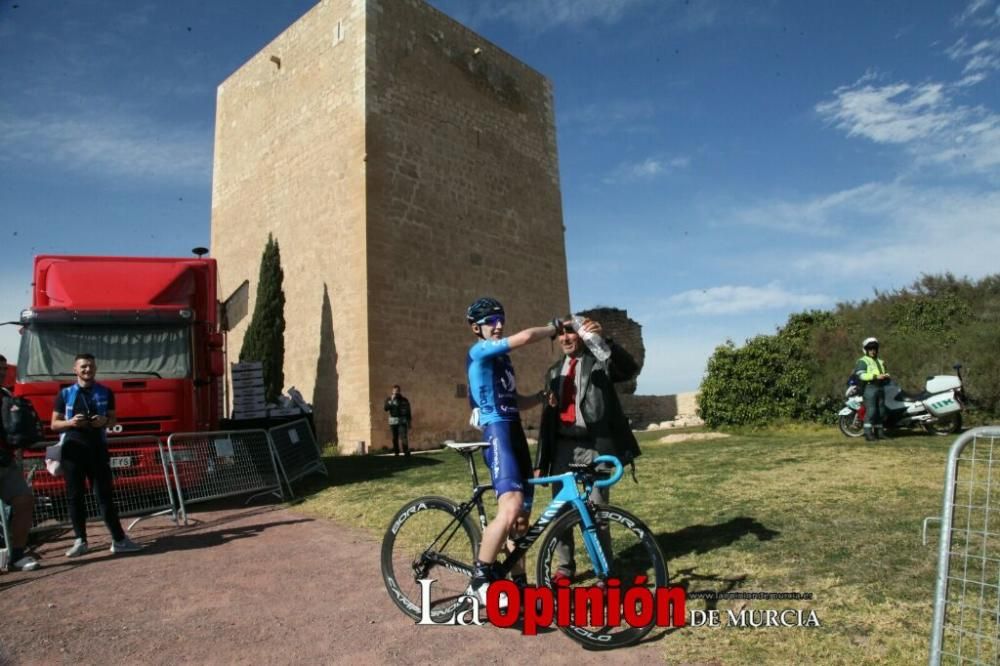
[838,364,967,437]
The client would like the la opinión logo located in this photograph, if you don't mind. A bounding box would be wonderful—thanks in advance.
[416,577,687,635]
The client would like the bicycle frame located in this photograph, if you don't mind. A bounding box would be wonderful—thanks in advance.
[450,449,624,580]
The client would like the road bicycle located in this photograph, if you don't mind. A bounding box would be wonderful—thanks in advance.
[380,441,668,649]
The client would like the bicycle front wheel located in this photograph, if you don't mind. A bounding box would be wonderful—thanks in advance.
[380,496,481,621]
[536,504,668,650]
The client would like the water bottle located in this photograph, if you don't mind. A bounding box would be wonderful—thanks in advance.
[570,315,611,362]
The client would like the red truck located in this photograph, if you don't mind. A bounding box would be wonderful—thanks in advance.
[12,255,225,509]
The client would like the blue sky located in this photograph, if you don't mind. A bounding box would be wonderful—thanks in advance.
[1,0,998,395]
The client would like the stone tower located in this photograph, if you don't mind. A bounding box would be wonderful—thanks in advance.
[210,0,570,450]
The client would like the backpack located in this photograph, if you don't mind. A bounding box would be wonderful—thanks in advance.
[1,390,45,448]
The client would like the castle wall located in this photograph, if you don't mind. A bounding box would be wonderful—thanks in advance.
[212,0,569,450]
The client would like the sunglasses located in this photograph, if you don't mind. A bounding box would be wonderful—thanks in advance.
[477,315,505,327]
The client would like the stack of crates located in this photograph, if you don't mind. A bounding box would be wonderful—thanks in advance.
[231,361,267,419]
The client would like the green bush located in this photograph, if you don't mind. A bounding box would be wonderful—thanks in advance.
[699,311,834,428]
[700,273,1000,427]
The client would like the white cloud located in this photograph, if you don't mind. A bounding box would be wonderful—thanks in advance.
[816,73,1000,173]
[559,99,658,135]
[816,78,952,144]
[732,182,903,236]
[0,112,212,186]
[947,36,1000,73]
[451,0,651,32]
[603,156,689,184]
[957,0,1000,27]
[665,282,830,316]
[787,184,1000,281]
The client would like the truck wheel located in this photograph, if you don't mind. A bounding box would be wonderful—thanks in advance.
[839,412,865,438]
[925,413,962,436]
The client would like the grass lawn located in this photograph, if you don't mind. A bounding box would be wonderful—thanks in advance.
[295,425,956,665]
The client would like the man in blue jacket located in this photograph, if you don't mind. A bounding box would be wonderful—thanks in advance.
[51,354,142,557]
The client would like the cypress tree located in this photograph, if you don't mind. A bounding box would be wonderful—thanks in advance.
[239,233,286,403]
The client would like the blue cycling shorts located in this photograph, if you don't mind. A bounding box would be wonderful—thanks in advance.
[482,420,534,509]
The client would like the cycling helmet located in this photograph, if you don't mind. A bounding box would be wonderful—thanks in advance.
[466,297,505,324]
[862,337,879,351]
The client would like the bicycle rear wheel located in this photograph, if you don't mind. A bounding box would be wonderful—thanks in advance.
[380,496,481,621]
[536,504,669,650]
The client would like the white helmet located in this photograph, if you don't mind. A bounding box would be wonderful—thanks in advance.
[862,337,879,351]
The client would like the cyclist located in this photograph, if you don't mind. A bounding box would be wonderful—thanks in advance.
[465,297,561,603]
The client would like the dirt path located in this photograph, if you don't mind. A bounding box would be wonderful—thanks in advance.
[0,503,671,665]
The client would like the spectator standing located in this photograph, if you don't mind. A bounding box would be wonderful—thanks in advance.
[383,385,412,457]
[534,315,641,583]
[51,354,142,557]
[0,354,39,571]
[854,337,890,442]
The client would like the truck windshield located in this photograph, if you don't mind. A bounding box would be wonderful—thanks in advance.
[17,324,191,381]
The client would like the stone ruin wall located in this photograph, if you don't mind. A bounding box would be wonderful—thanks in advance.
[577,306,700,428]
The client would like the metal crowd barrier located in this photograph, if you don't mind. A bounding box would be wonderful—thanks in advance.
[0,497,11,570]
[268,419,327,496]
[22,435,178,533]
[929,427,1000,665]
[165,429,285,525]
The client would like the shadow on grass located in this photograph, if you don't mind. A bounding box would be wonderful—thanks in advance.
[290,453,446,498]
[657,516,780,560]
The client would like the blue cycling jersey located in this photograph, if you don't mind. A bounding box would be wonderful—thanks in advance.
[467,338,519,425]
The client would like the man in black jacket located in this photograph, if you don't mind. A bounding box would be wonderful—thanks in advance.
[383,385,412,457]
[534,316,641,582]
[0,354,40,571]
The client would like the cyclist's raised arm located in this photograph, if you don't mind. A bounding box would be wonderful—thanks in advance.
[505,322,560,351]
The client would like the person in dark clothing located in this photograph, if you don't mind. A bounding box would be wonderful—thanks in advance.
[383,385,412,457]
[534,315,641,582]
[51,354,142,557]
[0,354,39,571]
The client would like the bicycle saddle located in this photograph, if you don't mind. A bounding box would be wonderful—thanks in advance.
[444,441,490,453]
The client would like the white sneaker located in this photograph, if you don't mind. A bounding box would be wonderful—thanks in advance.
[110,537,143,554]
[12,555,40,571]
[466,580,508,610]
[65,539,89,558]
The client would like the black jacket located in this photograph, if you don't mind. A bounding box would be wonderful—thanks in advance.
[383,395,411,425]
[534,341,641,474]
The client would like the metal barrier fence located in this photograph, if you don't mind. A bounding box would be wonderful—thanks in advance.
[0,497,11,570]
[165,429,285,525]
[21,435,178,533]
[268,419,327,496]
[929,426,1000,665]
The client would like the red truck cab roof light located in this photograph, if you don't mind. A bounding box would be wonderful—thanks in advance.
[20,308,193,325]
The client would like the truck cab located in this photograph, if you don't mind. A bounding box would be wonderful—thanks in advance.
[13,255,225,504]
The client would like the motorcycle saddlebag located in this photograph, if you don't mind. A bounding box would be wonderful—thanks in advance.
[924,390,961,416]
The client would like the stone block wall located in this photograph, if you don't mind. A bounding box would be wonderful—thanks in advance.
[211,0,569,451]
[211,0,369,448]
[577,307,644,394]
[364,0,569,448]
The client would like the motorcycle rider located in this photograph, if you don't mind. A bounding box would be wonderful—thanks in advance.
[855,337,890,442]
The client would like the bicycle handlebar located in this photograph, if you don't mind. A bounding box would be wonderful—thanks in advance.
[593,455,623,488]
